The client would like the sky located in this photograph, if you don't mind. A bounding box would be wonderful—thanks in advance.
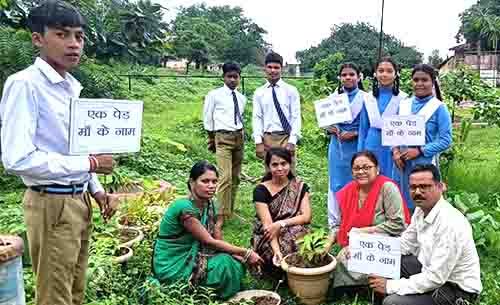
[156,0,478,64]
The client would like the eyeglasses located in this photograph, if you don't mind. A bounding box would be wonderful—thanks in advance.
[352,165,375,173]
[409,184,435,193]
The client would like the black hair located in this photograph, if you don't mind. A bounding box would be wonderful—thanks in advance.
[261,147,295,182]
[222,62,241,76]
[27,0,86,34]
[409,164,441,183]
[372,56,401,97]
[337,62,364,94]
[265,52,283,67]
[351,150,379,168]
[411,64,443,101]
[187,160,218,191]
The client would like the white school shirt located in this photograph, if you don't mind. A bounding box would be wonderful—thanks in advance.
[386,198,482,295]
[252,79,301,144]
[0,57,103,193]
[203,85,247,132]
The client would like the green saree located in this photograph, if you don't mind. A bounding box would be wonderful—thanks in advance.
[152,198,244,299]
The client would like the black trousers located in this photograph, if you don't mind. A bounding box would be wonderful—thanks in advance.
[383,255,479,305]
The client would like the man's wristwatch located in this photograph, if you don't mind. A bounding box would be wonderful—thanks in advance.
[278,220,287,228]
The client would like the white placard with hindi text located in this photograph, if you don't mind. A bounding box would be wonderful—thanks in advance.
[382,115,426,147]
[347,231,401,279]
[314,94,353,128]
[69,98,144,155]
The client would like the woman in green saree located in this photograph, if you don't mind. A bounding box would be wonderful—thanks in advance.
[152,161,263,299]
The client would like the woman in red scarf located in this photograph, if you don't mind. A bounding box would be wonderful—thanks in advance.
[326,151,410,290]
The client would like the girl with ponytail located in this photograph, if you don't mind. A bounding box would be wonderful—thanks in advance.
[327,63,369,232]
[392,64,452,211]
[358,57,408,184]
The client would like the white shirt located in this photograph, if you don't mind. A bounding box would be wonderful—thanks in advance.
[252,79,301,144]
[203,85,247,132]
[386,198,482,295]
[0,57,103,194]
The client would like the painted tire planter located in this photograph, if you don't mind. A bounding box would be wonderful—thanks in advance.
[117,225,144,248]
[281,253,336,305]
[113,246,133,264]
[0,235,25,305]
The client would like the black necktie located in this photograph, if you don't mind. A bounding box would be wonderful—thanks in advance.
[271,85,291,133]
[232,90,242,126]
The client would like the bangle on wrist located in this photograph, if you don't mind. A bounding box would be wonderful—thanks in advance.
[91,156,99,171]
[243,249,252,263]
[88,157,96,172]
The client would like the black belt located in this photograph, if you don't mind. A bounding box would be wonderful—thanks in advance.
[215,129,243,134]
[264,131,289,136]
[30,184,85,195]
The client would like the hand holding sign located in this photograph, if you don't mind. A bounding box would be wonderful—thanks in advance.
[91,154,114,174]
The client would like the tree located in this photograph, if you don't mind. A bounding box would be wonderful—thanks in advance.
[296,22,422,75]
[427,49,444,68]
[172,15,230,70]
[457,0,500,51]
[172,4,268,68]
[313,52,345,83]
[1,0,170,64]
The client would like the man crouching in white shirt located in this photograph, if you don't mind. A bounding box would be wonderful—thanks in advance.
[0,1,118,305]
[368,164,481,305]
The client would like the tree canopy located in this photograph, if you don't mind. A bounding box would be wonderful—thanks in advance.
[296,22,423,75]
[457,0,500,52]
[0,0,170,64]
[171,4,268,68]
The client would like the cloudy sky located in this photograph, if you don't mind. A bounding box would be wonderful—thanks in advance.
[156,0,477,63]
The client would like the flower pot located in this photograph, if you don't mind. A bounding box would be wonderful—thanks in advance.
[227,289,281,305]
[280,253,336,305]
[113,246,133,264]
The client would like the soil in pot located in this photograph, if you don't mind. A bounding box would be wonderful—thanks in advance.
[228,296,279,305]
[285,252,332,268]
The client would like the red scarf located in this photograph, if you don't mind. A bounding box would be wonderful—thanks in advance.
[336,175,410,247]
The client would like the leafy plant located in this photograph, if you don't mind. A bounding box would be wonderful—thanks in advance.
[296,229,329,267]
[447,191,500,258]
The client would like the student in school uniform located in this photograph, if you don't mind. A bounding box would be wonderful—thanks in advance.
[327,63,370,236]
[203,62,246,227]
[392,64,452,211]
[252,52,301,171]
[359,57,408,183]
[0,2,118,305]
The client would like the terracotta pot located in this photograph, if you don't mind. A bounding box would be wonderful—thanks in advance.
[280,253,337,305]
[113,246,133,264]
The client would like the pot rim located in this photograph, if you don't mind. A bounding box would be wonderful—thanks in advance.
[226,289,281,305]
[280,253,337,276]
[113,245,134,263]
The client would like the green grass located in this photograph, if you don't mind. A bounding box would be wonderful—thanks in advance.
[1,75,499,305]
[446,127,500,196]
